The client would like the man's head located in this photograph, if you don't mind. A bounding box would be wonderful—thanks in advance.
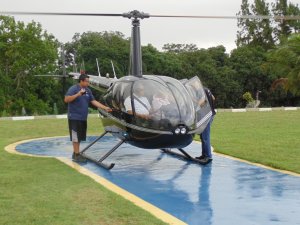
[79,74,90,87]
[135,83,145,96]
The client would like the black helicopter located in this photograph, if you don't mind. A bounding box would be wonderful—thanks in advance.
[68,11,213,169]
[2,10,299,169]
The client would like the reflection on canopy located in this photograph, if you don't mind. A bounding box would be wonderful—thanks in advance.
[103,75,212,134]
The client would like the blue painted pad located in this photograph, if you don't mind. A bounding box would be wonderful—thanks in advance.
[16,136,300,225]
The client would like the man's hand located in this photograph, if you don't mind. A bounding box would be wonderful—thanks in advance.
[91,100,112,112]
[103,106,112,113]
[77,88,86,96]
[65,89,85,103]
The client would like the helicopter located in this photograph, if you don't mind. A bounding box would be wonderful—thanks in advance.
[2,10,300,169]
[61,11,213,169]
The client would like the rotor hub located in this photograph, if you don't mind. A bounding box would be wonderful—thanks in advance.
[122,10,150,20]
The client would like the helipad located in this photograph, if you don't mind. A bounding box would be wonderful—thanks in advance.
[8,136,300,225]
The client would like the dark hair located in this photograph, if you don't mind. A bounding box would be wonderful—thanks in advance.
[78,74,89,83]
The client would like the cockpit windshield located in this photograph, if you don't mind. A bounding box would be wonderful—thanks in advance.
[103,75,208,132]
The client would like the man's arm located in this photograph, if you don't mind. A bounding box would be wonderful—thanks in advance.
[211,94,215,101]
[64,89,85,103]
[91,100,112,112]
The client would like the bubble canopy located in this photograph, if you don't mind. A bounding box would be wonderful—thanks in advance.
[102,75,212,134]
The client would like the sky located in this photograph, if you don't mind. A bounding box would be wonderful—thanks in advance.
[1,0,300,53]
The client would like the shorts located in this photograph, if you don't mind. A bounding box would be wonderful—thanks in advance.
[68,119,87,143]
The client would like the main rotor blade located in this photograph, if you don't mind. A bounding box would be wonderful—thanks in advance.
[35,75,69,77]
[0,11,123,17]
[150,14,300,20]
[1,11,300,20]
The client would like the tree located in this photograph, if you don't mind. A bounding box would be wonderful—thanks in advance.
[237,0,300,48]
[162,43,198,53]
[229,45,274,106]
[237,0,254,47]
[272,0,300,42]
[176,46,242,108]
[66,31,130,77]
[237,0,274,49]
[0,15,59,115]
[267,34,300,97]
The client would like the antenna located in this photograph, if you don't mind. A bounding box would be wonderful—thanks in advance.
[61,45,66,94]
[111,60,117,79]
[96,58,101,77]
[61,45,66,77]
[80,60,85,74]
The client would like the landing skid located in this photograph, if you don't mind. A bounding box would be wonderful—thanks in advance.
[161,148,207,165]
[79,127,205,169]
[79,128,126,170]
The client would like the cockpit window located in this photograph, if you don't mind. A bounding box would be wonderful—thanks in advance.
[103,75,205,132]
[127,79,181,130]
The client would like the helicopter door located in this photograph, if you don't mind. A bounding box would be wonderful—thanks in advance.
[156,76,195,128]
[184,76,212,133]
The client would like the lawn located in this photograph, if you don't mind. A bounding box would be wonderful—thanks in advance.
[0,110,299,224]
[0,118,166,225]
[210,110,300,173]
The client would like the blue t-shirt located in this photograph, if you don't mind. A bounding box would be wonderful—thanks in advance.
[65,84,95,121]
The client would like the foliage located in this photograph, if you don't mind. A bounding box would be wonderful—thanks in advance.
[236,0,300,48]
[65,31,130,77]
[3,3,300,117]
[236,0,300,106]
[237,0,274,49]
[229,45,275,106]
[266,34,300,97]
[242,91,255,103]
[272,0,300,42]
[162,43,198,53]
[0,15,61,116]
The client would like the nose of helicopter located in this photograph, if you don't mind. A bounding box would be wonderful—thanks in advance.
[174,125,188,135]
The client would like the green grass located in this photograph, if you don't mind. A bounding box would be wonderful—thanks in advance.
[210,110,300,173]
[0,119,166,225]
[1,110,299,224]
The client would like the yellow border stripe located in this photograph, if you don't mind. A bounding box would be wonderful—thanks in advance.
[5,138,187,225]
[193,140,300,177]
[4,137,67,158]
[214,152,300,177]
[57,157,186,225]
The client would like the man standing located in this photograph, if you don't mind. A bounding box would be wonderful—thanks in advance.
[64,74,112,162]
[196,87,216,165]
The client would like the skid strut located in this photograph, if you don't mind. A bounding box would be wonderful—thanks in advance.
[79,131,125,170]
[161,148,207,165]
